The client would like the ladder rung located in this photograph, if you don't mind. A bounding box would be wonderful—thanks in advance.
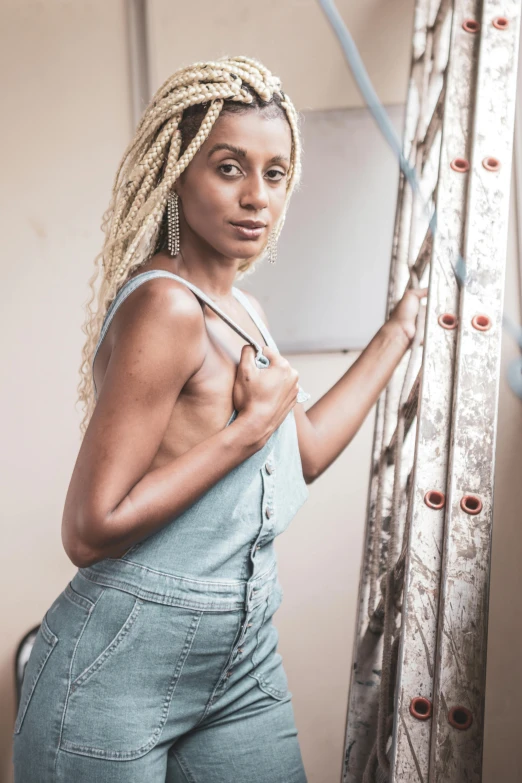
[420,84,445,170]
[429,0,450,30]
[430,0,453,53]
[412,225,433,280]
[386,370,422,464]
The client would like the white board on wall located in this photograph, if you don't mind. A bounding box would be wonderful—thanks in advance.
[239,104,405,352]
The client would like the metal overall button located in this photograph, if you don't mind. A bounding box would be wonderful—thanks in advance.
[238,620,253,643]
[255,352,270,369]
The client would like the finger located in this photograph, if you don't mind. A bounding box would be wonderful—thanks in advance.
[411,287,429,298]
[238,344,257,367]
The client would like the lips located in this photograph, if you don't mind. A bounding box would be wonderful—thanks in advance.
[230,221,267,239]
[231,220,267,229]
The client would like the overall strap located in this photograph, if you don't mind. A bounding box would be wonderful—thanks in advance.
[232,286,310,404]
[231,286,276,350]
[91,270,269,399]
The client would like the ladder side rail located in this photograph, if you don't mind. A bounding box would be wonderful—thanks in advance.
[391,0,482,779]
[343,175,417,783]
[430,1,522,780]
[343,1,448,776]
[342,7,431,774]
[341,386,387,781]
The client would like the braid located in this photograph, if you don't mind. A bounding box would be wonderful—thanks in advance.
[77,55,302,435]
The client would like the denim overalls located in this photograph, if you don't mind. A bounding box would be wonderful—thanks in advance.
[13,270,311,782]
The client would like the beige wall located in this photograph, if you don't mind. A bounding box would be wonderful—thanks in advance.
[147,0,415,111]
[0,2,132,780]
[2,1,521,782]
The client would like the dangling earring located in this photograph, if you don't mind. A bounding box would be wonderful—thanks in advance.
[267,230,278,264]
[167,191,180,256]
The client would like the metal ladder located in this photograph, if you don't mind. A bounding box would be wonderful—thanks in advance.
[342,1,521,781]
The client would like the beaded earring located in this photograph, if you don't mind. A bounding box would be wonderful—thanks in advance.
[267,231,278,264]
[167,192,180,256]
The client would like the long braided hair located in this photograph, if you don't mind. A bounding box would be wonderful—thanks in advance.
[77,55,302,436]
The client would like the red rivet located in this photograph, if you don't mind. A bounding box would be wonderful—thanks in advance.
[460,494,483,515]
[410,697,433,721]
[450,158,470,173]
[472,314,492,331]
[448,705,473,730]
[462,19,480,33]
[482,157,501,172]
[492,16,509,29]
[424,490,445,510]
[438,313,458,330]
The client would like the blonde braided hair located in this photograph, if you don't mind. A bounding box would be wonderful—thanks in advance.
[77,55,302,435]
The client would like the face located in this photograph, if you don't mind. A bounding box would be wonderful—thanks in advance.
[175,110,292,261]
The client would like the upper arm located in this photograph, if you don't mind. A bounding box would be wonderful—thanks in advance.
[63,279,207,553]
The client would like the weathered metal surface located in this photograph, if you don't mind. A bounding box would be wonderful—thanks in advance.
[386,371,422,462]
[342,2,445,779]
[342,0,521,779]
[429,1,521,779]
[391,0,481,777]
[342,177,416,783]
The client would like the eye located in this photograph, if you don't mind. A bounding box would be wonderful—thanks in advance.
[219,163,242,177]
[266,169,286,182]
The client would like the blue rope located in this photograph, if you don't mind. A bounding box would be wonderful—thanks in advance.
[503,315,522,398]
[317,0,466,287]
[317,0,522,398]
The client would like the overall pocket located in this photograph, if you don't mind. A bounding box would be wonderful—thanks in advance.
[68,589,142,691]
[60,593,203,761]
[14,614,58,734]
[249,584,289,700]
[13,575,104,738]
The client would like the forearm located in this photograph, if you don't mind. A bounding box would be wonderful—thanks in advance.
[305,320,410,479]
[69,415,263,566]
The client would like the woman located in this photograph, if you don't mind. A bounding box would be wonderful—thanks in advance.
[13,56,425,782]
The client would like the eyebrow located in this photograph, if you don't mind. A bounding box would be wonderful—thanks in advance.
[207,143,290,165]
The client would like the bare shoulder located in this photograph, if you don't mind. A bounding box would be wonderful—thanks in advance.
[113,275,204,332]
[235,287,270,325]
[108,275,208,374]
[123,274,203,317]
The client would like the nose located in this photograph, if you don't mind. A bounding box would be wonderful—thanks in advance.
[240,173,269,212]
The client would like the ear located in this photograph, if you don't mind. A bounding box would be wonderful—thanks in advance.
[173,178,187,199]
[175,166,189,193]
